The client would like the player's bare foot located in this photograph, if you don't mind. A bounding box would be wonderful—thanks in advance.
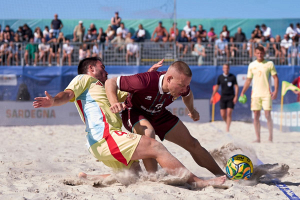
[78,172,87,178]
[78,172,110,180]
[252,139,260,143]
[195,175,227,189]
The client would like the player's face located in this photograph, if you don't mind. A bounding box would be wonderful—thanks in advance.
[168,72,191,98]
[223,65,229,75]
[255,49,265,61]
[92,61,108,83]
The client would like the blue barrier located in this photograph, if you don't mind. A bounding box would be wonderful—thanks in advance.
[1,65,300,122]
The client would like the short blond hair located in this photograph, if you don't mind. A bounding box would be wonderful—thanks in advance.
[169,61,192,77]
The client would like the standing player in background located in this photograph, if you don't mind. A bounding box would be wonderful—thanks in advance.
[292,73,300,101]
[105,61,226,177]
[210,64,238,132]
[240,46,279,143]
[32,57,226,188]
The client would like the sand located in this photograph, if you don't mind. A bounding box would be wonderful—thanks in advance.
[0,121,299,200]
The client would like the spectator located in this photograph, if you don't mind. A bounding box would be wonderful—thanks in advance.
[261,24,272,41]
[234,27,247,51]
[176,30,189,58]
[190,26,197,42]
[220,25,230,42]
[151,21,168,42]
[11,38,21,66]
[97,27,106,43]
[197,24,207,42]
[247,38,254,58]
[215,34,229,58]
[48,38,60,66]
[83,29,97,46]
[296,23,300,41]
[92,41,101,58]
[57,32,65,44]
[116,23,128,39]
[2,32,9,43]
[15,26,24,42]
[89,23,97,36]
[257,36,269,53]
[207,27,217,44]
[183,21,192,39]
[287,39,299,66]
[23,24,33,42]
[38,38,50,66]
[0,43,10,65]
[192,37,206,66]
[105,25,115,42]
[111,11,121,31]
[34,27,43,43]
[51,14,63,38]
[62,39,73,66]
[43,26,49,39]
[73,21,85,43]
[228,37,239,60]
[286,23,297,40]
[168,22,179,42]
[126,39,139,65]
[251,25,262,43]
[24,38,37,66]
[3,25,14,42]
[270,35,282,62]
[132,24,145,42]
[281,34,292,62]
[111,30,125,52]
[47,30,56,42]
[8,41,19,66]
[79,43,90,60]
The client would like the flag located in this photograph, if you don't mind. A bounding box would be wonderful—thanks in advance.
[212,85,221,104]
[281,81,300,96]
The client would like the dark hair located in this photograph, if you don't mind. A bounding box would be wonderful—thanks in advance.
[255,25,260,28]
[261,24,266,28]
[78,57,102,74]
[255,46,265,52]
[290,23,294,27]
[193,25,197,28]
[170,61,192,77]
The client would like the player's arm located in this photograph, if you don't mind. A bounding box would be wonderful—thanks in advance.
[240,78,252,97]
[105,77,126,113]
[210,84,219,104]
[33,90,74,108]
[148,59,164,72]
[233,84,239,104]
[182,91,200,121]
[271,74,279,100]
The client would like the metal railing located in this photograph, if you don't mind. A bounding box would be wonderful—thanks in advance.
[0,41,298,66]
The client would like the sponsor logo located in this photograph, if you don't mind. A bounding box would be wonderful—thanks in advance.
[0,74,17,86]
[145,96,152,100]
[126,133,137,140]
[227,82,232,87]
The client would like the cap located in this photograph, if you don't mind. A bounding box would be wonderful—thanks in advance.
[79,20,83,24]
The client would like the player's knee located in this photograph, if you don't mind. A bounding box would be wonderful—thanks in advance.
[144,129,156,139]
[187,137,201,151]
[150,139,166,153]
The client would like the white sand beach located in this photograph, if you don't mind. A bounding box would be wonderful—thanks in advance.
[0,121,299,200]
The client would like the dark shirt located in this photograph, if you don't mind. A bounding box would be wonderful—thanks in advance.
[177,36,188,43]
[51,19,62,30]
[217,73,237,96]
[234,32,247,42]
[50,43,60,53]
[252,29,262,39]
[198,29,207,42]
[119,71,190,116]
[99,32,107,43]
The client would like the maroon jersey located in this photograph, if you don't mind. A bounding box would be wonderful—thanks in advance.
[292,77,300,102]
[117,71,190,116]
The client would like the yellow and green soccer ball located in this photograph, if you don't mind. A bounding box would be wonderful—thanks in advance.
[226,154,253,180]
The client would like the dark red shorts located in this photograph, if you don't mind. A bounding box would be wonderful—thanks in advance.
[122,109,179,141]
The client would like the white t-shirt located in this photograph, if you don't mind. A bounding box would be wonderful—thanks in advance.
[43,30,49,38]
[92,44,99,54]
[286,27,297,38]
[116,27,128,38]
[38,43,50,51]
[262,27,272,37]
[63,44,74,54]
[280,39,292,49]
[126,43,138,53]
[183,25,192,38]
[137,29,145,37]
[296,27,300,35]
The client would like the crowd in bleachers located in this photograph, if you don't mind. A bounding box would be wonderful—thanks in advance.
[1,12,300,66]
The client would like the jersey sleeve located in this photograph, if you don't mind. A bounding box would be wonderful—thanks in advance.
[117,72,153,93]
[269,61,277,76]
[233,75,238,85]
[117,90,128,102]
[65,75,94,102]
[247,64,253,79]
[217,75,221,85]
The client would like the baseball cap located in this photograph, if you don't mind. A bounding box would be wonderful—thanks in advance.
[79,21,83,24]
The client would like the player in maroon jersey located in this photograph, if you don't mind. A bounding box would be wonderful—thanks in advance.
[105,61,225,177]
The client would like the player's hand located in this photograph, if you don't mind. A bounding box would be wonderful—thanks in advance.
[33,91,54,108]
[110,102,126,113]
[293,90,300,95]
[233,96,238,104]
[271,91,278,100]
[188,109,200,121]
[148,59,164,72]
[210,97,214,104]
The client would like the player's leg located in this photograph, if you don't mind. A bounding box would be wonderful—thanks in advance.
[262,97,273,142]
[131,135,227,188]
[226,108,233,132]
[251,97,262,142]
[164,120,225,176]
[132,120,158,173]
[220,98,227,122]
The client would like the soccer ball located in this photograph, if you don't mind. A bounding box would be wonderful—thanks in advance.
[226,154,253,180]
